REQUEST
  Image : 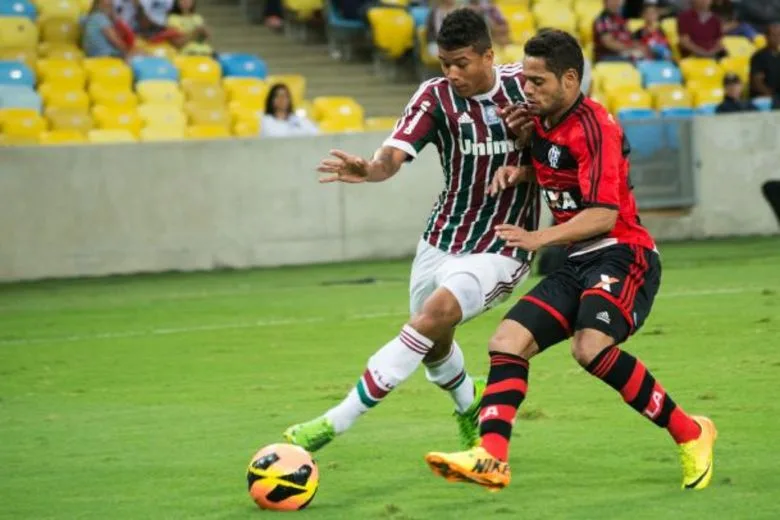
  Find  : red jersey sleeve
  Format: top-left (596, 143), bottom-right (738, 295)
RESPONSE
top-left (382, 82), bottom-right (439, 160)
top-left (571, 110), bottom-right (622, 209)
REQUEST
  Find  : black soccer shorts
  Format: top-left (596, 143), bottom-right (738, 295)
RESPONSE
top-left (505, 244), bottom-right (661, 349)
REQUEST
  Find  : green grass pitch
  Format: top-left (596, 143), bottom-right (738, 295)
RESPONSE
top-left (1, 237), bottom-right (779, 519)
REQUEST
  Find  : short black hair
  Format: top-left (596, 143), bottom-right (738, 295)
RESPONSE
top-left (436, 8), bottom-right (492, 54)
top-left (524, 30), bottom-right (584, 82)
top-left (265, 83), bottom-right (293, 116)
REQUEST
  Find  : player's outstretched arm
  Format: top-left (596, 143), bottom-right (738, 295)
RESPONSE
top-left (317, 146), bottom-right (408, 184)
top-left (495, 207), bottom-right (617, 251)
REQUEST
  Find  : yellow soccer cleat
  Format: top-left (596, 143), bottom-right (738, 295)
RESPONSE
top-left (679, 415), bottom-right (718, 490)
top-left (425, 446), bottom-right (511, 491)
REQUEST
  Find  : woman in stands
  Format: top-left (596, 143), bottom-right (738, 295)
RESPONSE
top-left (260, 84), bottom-right (319, 138)
top-left (167, 0), bottom-right (215, 56)
top-left (81, 0), bottom-right (140, 58)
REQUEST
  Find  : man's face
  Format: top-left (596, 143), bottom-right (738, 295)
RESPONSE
top-left (439, 45), bottom-right (494, 98)
top-left (522, 56), bottom-right (567, 117)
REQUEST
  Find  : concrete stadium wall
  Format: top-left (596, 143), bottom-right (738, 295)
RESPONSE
top-left (1, 112), bottom-right (778, 282)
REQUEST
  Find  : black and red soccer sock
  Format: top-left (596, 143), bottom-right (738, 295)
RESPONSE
top-left (587, 346), bottom-right (701, 444)
top-left (478, 351), bottom-right (529, 461)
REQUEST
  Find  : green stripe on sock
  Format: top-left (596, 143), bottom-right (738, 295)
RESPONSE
top-left (448, 372), bottom-right (467, 390)
top-left (356, 380), bottom-right (379, 408)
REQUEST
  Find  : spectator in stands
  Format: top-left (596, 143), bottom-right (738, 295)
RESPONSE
top-left (82, 0), bottom-right (139, 58)
top-left (750, 21), bottom-right (780, 108)
top-left (713, 0), bottom-right (759, 39)
top-left (167, 0), bottom-right (214, 55)
top-left (263, 0), bottom-right (283, 30)
top-left (678, 0), bottom-right (727, 59)
top-left (426, 0), bottom-right (458, 57)
top-left (633, 1), bottom-right (673, 60)
top-left (623, 0), bottom-right (676, 18)
top-left (716, 72), bottom-right (760, 112)
top-left (261, 84), bottom-right (320, 138)
top-left (137, 0), bottom-right (187, 47)
top-left (467, 0), bottom-right (510, 47)
top-left (113, 0), bottom-right (138, 30)
top-left (593, 0), bottom-right (646, 62)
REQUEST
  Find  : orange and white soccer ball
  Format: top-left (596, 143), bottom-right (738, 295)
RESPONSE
top-left (247, 443), bottom-right (319, 511)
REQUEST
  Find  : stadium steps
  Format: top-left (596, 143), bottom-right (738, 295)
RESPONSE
top-left (198, 0), bottom-right (418, 117)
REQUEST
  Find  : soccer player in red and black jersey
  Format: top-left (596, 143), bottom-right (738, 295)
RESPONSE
top-left (424, 30), bottom-right (717, 492)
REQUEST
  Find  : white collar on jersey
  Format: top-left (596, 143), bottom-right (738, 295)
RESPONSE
top-left (470, 66), bottom-right (502, 101)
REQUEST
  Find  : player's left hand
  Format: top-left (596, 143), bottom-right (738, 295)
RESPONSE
top-left (494, 224), bottom-right (547, 251)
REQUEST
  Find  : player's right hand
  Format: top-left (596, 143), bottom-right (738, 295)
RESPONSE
top-left (317, 149), bottom-right (369, 183)
top-left (488, 166), bottom-right (528, 196)
top-left (497, 104), bottom-right (534, 143)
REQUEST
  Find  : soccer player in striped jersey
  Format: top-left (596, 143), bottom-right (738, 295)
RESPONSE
top-left (425, 30), bottom-right (716, 492)
top-left (283, 8), bottom-right (540, 452)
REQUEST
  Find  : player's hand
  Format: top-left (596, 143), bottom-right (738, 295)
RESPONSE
top-left (497, 104), bottom-right (534, 143)
top-left (317, 149), bottom-right (369, 183)
top-left (494, 224), bottom-right (546, 251)
top-left (488, 166), bottom-right (528, 196)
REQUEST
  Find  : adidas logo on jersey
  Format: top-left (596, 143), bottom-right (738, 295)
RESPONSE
top-left (458, 137), bottom-right (518, 156)
top-left (457, 112), bottom-right (474, 124)
top-left (596, 311), bottom-right (611, 325)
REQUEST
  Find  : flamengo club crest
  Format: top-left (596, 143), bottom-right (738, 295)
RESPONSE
top-left (548, 145), bottom-right (561, 168)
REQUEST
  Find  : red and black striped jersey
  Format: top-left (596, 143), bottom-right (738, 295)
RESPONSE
top-left (527, 95), bottom-right (656, 254)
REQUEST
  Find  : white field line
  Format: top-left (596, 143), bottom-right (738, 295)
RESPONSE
top-left (0, 286), bottom-right (772, 347)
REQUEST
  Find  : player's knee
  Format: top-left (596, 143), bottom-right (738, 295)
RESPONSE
top-left (570, 329), bottom-right (614, 367)
top-left (488, 322), bottom-right (538, 360)
top-left (408, 289), bottom-right (462, 341)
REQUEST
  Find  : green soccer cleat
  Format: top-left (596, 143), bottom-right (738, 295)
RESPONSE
top-left (283, 416), bottom-right (336, 452)
top-left (454, 377), bottom-right (487, 449)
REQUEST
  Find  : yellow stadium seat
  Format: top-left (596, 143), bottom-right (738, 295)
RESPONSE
top-left (265, 74), bottom-right (306, 108)
top-left (137, 103), bottom-right (187, 129)
top-left (417, 26), bottom-right (439, 68)
top-left (627, 18), bottom-right (644, 33)
top-left (0, 110), bottom-right (46, 143)
top-left (88, 83), bottom-right (138, 107)
top-left (223, 77), bottom-right (268, 108)
top-left (495, 0), bottom-right (530, 6)
top-left (368, 7), bottom-right (414, 60)
top-left (174, 55), bottom-right (222, 84)
top-left (181, 80), bottom-right (227, 106)
top-left (312, 96), bottom-right (364, 126)
top-left (650, 85), bottom-right (692, 109)
top-left (136, 80), bottom-right (184, 107)
top-left (295, 99), bottom-right (315, 120)
top-left (36, 58), bottom-right (86, 88)
top-left (593, 62), bottom-right (642, 95)
top-left (0, 48), bottom-right (37, 69)
top-left (45, 107), bottom-right (93, 132)
top-left (722, 36), bottom-right (755, 59)
top-left (84, 57), bottom-right (132, 88)
top-left (87, 128), bottom-right (137, 143)
top-left (282, 0), bottom-right (322, 21)
top-left (318, 118), bottom-right (364, 134)
top-left (38, 128), bottom-right (85, 144)
top-left (719, 56), bottom-right (749, 84)
top-left (92, 105), bottom-right (142, 136)
top-left (140, 126), bottom-right (185, 141)
top-left (37, 42), bottom-right (83, 60)
top-left (39, 18), bottom-right (80, 44)
top-left (608, 87), bottom-right (652, 114)
top-left (186, 124), bottom-right (231, 139)
top-left (364, 116), bottom-right (397, 132)
top-left (233, 118), bottom-right (259, 137)
top-left (573, 0), bottom-right (601, 20)
top-left (498, 5), bottom-right (534, 35)
top-left (0, 107), bottom-right (38, 124)
top-left (37, 0), bottom-right (81, 21)
top-left (39, 85), bottom-right (90, 110)
top-left (77, 0), bottom-right (91, 13)
top-left (679, 57), bottom-right (722, 86)
top-left (691, 85), bottom-right (724, 107)
top-left (138, 41), bottom-right (178, 61)
top-left (533, 3), bottom-right (576, 33)
top-left (184, 102), bottom-right (230, 127)
top-left (496, 43), bottom-right (524, 65)
top-left (754, 34), bottom-right (766, 49)
top-left (228, 101), bottom-right (261, 123)
top-left (0, 17), bottom-right (38, 50)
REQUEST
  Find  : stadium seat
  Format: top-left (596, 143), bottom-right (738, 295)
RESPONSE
top-left (130, 56), bottom-right (179, 83)
top-left (364, 116), bottom-right (396, 132)
top-left (695, 103), bottom-right (716, 115)
top-left (87, 128), bottom-right (136, 143)
top-left (627, 18), bottom-right (644, 33)
top-left (217, 53), bottom-right (268, 79)
top-left (39, 17), bottom-right (80, 44)
top-left (679, 57), bottom-right (722, 86)
top-left (0, 48), bottom-right (36, 69)
top-left (650, 84), bottom-right (692, 110)
top-left (754, 34), bottom-right (766, 49)
top-left (496, 44), bottom-right (524, 65)
top-left (660, 106), bottom-right (694, 150)
top-left (184, 102), bottom-right (230, 127)
top-left (137, 103), bottom-right (187, 129)
top-left (181, 80), bottom-right (226, 107)
top-left (0, 17), bottom-right (38, 50)
top-left (0, 0), bottom-right (38, 20)
top-left (367, 7), bottom-right (414, 60)
top-left (499, 4), bottom-right (534, 37)
top-left (38, 128), bottom-right (85, 144)
top-left (318, 118), bottom-right (363, 133)
top-left (575, 1), bottom-right (602, 43)
top-left (592, 62), bottom-right (642, 95)
top-left (532, 3), bottom-right (576, 33)
top-left (186, 124), bottom-right (231, 139)
top-left (660, 17), bottom-right (678, 44)
top-left (37, 42), bottom-right (82, 60)
top-left (609, 87), bottom-right (652, 114)
top-left (295, 99), bottom-right (315, 120)
top-left (636, 60), bottom-right (682, 87)
top-left (690, 85), bottom-right (724, 107)
top-left (753, 97), bottom-right (773, 112)
top-left (722, 36), bottom-right (755, 59)
top-left (84, 57), bottom-right (133, 89)
top-left (0, 108), bottom-right (46, 143)
top-left (138, 41), bottom-right (178, 61)
top-left (233, 118), bottom-right (259, 137)
top-left (136, 80), bottom-right (184, 107)
top-left (265, 74), bottom-right (305, 107)
top-left (282, 0), bottom-right (323, 22)
top-left (617, 108), bottom-right (662, 158)
top-left (409, 5), bottom-right (428, 27)
top-left (39, 84), bottom-right (89, 110)
top-left (36, 58), bottom-right (85, 88)
top-left (0, 85), bottom-right (41, 109)
top-left (45, 106), bottom-right (92, 132)
top-left (88, 83), bottom-right (138, 107)
top-left (36, 0), bottom-right (80, 21)
top-left (0, 60), bottom-right (35, 87)
top-left (174, 55), bottom-right (222, 84)
top-left (92, 104), bottom-right (142, 136)
top-left (416, 26), bottom-right (438, 69)
top-left (140, 125), bottom-right (185, 141)
top-left (719, 56), bottom-right (749, 84)
top-left (312, 96), bottom-right (364, 126)
top-left (224, 77), bottom-right (267, 109)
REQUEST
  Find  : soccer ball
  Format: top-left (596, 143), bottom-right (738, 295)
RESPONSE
top-left (247, 443), bottom-right (319, 511)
